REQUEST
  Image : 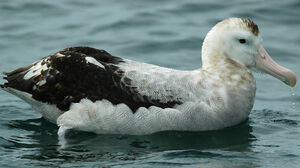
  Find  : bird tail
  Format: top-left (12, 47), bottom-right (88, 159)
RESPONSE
top-left (0, 65), bottom-right (34, 91)
top-left (1, 67), bottom-right (36, 106)
top-left (0, 72), bottom-right (7, 89)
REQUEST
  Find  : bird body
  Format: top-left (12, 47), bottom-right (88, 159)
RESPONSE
top-left (1, 18), bottom-right (296, 135)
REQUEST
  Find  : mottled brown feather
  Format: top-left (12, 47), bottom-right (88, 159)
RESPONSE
top-left (241, 18), bottom-right (259, 36)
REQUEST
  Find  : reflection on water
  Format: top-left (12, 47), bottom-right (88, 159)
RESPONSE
top-left (3, 117), bottom-right (255, 165)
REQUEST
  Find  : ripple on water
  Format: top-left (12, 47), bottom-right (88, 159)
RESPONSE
top-left (161, 2), bottom-right (229, 15)
top-left (0, 0), bottom-right (300, 167)
top-left (252, 109), bottom-right (299, 126)
top-left (119, 37), bottom-right (202, 55)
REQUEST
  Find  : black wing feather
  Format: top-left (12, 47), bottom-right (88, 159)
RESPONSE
top-left (1, 47), bottom-right (181, 112)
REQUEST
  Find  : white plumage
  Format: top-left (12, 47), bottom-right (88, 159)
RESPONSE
top-left (57, 59), bottom-right (255, 135)
top-left (1, 18), bottom-right (296, 136)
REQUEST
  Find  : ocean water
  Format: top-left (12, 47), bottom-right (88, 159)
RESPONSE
top-left (0, 0), bottom-right (300, 167)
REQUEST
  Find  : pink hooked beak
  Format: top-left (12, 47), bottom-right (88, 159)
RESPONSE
top-left (255, 45), bottom-right (297, 87)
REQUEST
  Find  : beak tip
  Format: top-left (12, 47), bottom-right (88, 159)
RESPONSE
top-left (289, 76), bottom-right (297, 87)
top-left (285, 71), bottom-right (297, 87)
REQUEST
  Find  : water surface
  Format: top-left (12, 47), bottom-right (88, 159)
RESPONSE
top-left (0, 0), bottom-right (300, 167)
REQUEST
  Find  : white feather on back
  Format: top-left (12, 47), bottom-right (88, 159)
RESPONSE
top-left (117, 60), bottom-right (201, 103)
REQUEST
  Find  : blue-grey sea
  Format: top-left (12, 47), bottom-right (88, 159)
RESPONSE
top-left (0, 0), bottom-right (300, 167)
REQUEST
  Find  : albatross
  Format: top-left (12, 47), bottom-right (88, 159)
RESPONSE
top-left (0, 18), bottom-right (297, 135)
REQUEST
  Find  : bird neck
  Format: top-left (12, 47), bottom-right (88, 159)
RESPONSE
top-left (202, 50), bottom-right (243, 70)
top-left (200, 51), bottom-right (255, 89)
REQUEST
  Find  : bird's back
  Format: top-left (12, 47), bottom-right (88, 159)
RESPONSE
top-left (1, 47), bottom-right (196, 117)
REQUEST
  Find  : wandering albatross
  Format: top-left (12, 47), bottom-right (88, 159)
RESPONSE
top-left (0, 18), bottom-right (297, 135)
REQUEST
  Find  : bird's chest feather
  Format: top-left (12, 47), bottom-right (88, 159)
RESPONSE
top-left (193, 67), bottom-right (256, 125)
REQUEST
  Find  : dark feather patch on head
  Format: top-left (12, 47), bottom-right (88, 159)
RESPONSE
top-left (241, 18), bottom-right (259, 36)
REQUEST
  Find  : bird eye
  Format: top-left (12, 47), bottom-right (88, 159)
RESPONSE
top-left (239, 39), bottom-right (246, 44)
